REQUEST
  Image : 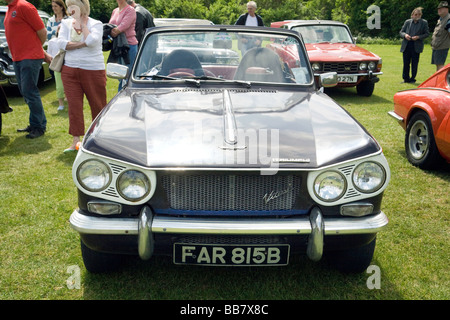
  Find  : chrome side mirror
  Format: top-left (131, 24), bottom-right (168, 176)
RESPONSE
top-left (107, 63), bottom-right (128, 79)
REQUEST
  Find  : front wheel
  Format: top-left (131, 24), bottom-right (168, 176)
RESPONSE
top-left (356, 80), bottom-right (375, 97)
top-left (80, 240), bottom-right (125, 273)
top-left (325, 237), bottom-right (376, 273)
top-left (405, 111), bottom-right (443, 169)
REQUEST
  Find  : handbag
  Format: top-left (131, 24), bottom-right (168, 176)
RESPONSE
top-left (49, 49), bottom-right (66, 72)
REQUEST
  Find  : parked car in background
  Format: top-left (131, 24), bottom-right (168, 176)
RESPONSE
top-left (153, 18), bottom-right (214, 27)
top-left (0, 6), bottom-right (52, 87)
top-left (69, 25), bottom-right (390, 274)
top-left (271, 20), bottom-right (382, 96)
top-left (389, 64), bottom-right (450, 169)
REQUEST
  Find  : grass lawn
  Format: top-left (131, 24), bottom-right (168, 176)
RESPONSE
top-left (0, 45), bottom-right (448, 301)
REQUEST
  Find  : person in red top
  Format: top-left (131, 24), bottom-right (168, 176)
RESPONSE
top-left (4, 0), bottom-right (50, 138)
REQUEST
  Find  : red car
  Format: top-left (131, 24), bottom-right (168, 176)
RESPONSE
top-left (271, 20), bottom-right (382, 96)
top-left (389, 64), bottom-right (450, 169)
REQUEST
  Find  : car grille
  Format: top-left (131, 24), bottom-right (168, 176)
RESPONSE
top-left (322, 62), bottom-right (358, 73)
top-left (161, 174), bottom-right (302, 212)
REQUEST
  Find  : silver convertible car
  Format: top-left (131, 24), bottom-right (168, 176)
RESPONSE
top-left (69, 25), bottom-right (390, 273)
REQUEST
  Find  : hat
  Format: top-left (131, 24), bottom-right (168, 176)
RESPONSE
top-left (437, 1), bottom-right (449, 9)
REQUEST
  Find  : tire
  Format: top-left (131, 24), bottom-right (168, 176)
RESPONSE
top-left (356, 80), bottom-right (375, 97)
top-left (80, 240), bottom-right (125, 273)
top-left (405, 111), bottom-right (443, 169)
top-left (326, 237), bottom-right (377, 273)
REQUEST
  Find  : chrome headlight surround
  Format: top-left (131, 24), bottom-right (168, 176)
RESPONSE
top-left (117, 170), bottom-right (151, 202)
top-left (311, 62), bottom-right (321, 72)
top-left (313, 171), bottom-right (346, 202)
top-left (359, 62), bottom-right (368, 71)
top-left (76, 159), bottom-right (112, 192)
top-left (73, 149), bottom-right (156, 205)
top-left (352, 161), bottom-right (386, 193)
top-left (368, 61), bottom-right (377, 71)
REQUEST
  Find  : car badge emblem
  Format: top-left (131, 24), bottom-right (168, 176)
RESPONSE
top-left (272, 158), bottom-right (310, 163)
top-left (263, 188), bottom-right (292, 204)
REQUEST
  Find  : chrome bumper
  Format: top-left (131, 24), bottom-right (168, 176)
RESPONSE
top-left (314, 71), bottom-right (383, 78)
top-left (69, 207), bottom-right (388, 262)
top-left (387, 111), bottom-right (404, 122)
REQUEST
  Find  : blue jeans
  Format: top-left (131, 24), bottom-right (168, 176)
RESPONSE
top-left (118, 44), bottom-right (138, 91)
top-left (13, 59), bottom-right (47, 130)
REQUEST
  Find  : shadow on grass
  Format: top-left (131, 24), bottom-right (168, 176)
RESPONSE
top-left (0, 133), bottom-right (52, 156)
top-left (81, 254), bottom-right (404, 300)
top-left (394, 148), bottom-right (450, 178)
top-left (324, 87), bottom-right (392, 106)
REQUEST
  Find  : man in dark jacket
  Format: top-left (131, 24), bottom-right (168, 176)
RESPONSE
top-left (235, 1), bottom-right (264, 54)
top-left (399, 7), bottom-right (429, 83)
top-left (235, 1), bottom-right (264, 26)
top-left (127, 0), bottom-right (155, 45)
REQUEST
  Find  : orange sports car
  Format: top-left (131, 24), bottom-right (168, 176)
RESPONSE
top-left (389, 64), bottom-right (450, 169)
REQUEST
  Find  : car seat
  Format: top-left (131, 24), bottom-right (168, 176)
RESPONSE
top-left (159, 49), bottom-right (205, 77)
top-left (234, 47), bottom-right (287, 83)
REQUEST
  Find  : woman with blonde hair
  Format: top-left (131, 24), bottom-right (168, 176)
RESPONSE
top-left (56, 0), bottom-right (107, 152)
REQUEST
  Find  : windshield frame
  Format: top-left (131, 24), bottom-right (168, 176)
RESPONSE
top-left (291, 23), bottom-right (354, 44)
top-left (129, 25), bottom-right (315, 88)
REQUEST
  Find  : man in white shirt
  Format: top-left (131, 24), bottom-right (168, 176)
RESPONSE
top-left (235, 1), bottom-right (264, 26)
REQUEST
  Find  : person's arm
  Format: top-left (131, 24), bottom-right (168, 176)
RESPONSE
top-left (399, 20), bottom-right (411, 40)
top-left (36, 27), bottom-right (47, 45)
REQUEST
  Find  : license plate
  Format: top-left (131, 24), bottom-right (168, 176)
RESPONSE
top-left (337, 75), bottom-right (358, 83)
top-left (173, 243), bottom-right (290, 266)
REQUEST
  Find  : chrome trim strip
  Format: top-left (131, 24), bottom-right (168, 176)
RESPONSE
top-left (151, 215), bottom-right (312, 235)
top-left (70, 209), bottom-right (388, 236)
top-left (79, 146), bottom-right (384, 172)
top-left (222, 89), bottom-right (238, 145)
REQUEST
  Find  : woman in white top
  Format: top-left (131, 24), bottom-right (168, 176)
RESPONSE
top-left (56, 0), bottom-right (107, 153)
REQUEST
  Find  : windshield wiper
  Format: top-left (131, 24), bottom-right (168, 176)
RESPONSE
top-left (149, 74), bottom-right (177, 80)
top-left (193, 76), bottom-right (250, 88)
top-left (192, 75), bottom-right (226, 81)
top-left (233, 80), bottom-right (251, 88)
top-left (144, 74), bottom-right (200, 86)
top-left (140, 74), bottom-right (251, 88)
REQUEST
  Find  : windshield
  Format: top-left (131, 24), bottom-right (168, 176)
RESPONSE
top-left (291, 25), bottom-right (353, 44)
top-left (133, 29), bottom-right (312, 85)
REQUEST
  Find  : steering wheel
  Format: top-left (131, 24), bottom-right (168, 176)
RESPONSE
top-left (167, 71), bottom-right (195, 78)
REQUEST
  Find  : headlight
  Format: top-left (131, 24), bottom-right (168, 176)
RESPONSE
top-left (311, 63), bottom-right (321, 71)
top-left (77, 160), bottom-right (111, 192)
top-left (352, 162), bottom-right (385, 193)
top-left (117, 170), bottom-right (150, 202)
top-left (314, 171), bottom-right (346, 202)
top-left (359, 62), bottom-right (368, 70)
top-left (368, 61), bottom-right (376, 70)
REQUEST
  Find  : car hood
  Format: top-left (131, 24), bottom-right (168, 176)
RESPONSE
top-left (84, 87), bottom-right (380, 169)
top-left (305, 43), bottom-right (380, 62)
